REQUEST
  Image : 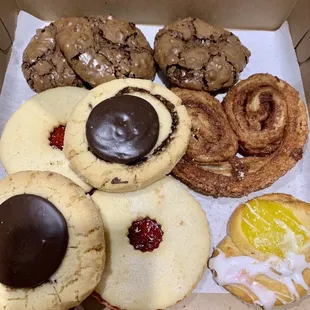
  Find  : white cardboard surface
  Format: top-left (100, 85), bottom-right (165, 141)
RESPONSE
top-left (0, 11), bottom-right (308, 294)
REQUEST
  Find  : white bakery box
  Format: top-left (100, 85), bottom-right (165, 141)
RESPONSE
top-left (0, 0), bottom-right (310, 310)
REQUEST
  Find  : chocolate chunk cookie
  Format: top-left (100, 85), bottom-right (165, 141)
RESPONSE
top-left (57, 15), bottom-right (156, 87)
top-left (22, 20), bottom-right (85, 93)
top-left (154, 17), bottom-right (251, 92)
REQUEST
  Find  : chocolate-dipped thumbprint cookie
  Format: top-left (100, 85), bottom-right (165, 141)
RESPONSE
top-left (0, 171), bottom-right (105, 310)
top-left (0, 87), bottom-right (91, 192)
top-left (64, 79), bottom-right (191, 192)
top-left (91, 176), bottom-right (210, 310)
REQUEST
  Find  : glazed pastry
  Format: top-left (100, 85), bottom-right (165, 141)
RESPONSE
top-left (64, 78), bottom-right (191, 192)
top-left (0, 171), bottom-right (105, 310)
top-left (0, 87), bottom-right (91, 192)
top-left (209, 193), bottom-right (310, 309)
top-left (57, 15), bottom-right (156, 87)
top-left (91, 176), bottom-right (210, 310)
top-left (173, 74), bottom-right (309, 197)
top-left (22, 19), bottom-right (85, 92)
top-left (154, 17), bottom-right (250, 92)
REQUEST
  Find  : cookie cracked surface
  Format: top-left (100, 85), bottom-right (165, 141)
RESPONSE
top-left (154, 17), bottom-right (250, 92)
top-left (64, 79), bottom-right (191, 192)
top-left (57, 15), bottom-right (156, 88)
top-left (22, 20), bottom-right (85, 93)
top-left (0, 171), bottom-right (105, 310)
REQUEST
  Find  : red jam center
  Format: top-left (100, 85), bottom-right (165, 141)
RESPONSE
top-left (49, 126), bottom-right (66, 150)
top-left (128, 217), bottom-right (163, 252)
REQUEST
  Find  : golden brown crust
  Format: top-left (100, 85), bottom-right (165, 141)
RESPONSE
top-left (210, 194), bottom-right (310, 307)
top-left (172, 88), bottom-right (238, 163)
top-left (172, 74), bottom-right (309, 197)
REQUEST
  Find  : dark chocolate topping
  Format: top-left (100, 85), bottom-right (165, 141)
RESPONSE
top-left (0, 194), bottom-right (68, 288)
top-left (86, 95), bottom-right (160, 164)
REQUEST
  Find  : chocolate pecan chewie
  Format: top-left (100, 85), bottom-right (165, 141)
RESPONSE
top-left (154, 17), bottom-right (250, 92)
top-left (57, 15), bottom-right (156, 88)
top-left (22, 19), bottom-right (85, 93)
top-left (22, 16), bottom-right (156, 93)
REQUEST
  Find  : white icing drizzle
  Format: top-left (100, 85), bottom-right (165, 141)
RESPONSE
top-left (209, 250), bottom-right (310, 310)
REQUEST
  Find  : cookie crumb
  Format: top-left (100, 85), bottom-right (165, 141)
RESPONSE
top-left (111, 177), bottom-right (129, 184)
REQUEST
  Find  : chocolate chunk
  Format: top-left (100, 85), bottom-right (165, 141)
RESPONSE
top-left (0, 194), bottom-right (68, 288)
top-left (86, 95), bottom-right (159, 164)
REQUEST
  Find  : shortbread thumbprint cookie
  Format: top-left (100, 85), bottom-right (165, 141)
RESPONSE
top-left (91, 176), bottom-right (210, 310)
top-left (0, 87), bottom-right (91, 192)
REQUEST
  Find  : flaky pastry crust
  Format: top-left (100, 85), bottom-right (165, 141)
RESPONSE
top-left (173, 74), bottom-right (309, 197)
top-left (209, 193), bottom-right (310, 307)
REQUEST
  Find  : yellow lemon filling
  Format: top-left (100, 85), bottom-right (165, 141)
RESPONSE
top-left (241, 199), bottom-right (308, 257)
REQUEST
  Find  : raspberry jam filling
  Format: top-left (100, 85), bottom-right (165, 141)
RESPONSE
top-left (128, 217), bottom-right (163, 252)
top-left (49, 125), bottom-right (66, 150)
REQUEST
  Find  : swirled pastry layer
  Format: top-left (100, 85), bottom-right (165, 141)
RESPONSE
top-left (173, 74), bottom-right (308, 197)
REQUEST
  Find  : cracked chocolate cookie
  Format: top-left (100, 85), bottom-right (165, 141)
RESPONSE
top-left (0, 171), bottom-right (105, 310)
top-left (57, 15), bottom-right (156, 88)
top-left (64, 78), bottom-right (191, 192)
top-left (154, 17), bottom-right (251, 92)
top-left (22, 19), bottom-right (85, 93)
top-left (0, 87), bottom-right (91, 192)
top-left (91, 176), bottom-right (210, 310)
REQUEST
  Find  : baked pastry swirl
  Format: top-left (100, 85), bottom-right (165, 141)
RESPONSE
top-left (64, 78), bottom-right (191, 192)
top-left (209, 194), bottom-right (310, 309)
top-left (173, 74), bottom-right (309, 197)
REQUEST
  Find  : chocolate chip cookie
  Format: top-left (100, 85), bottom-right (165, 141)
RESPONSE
top-left (57, 15), bottom-right (156, 87)
top-left (154, 17), bottom-right (251, 92)
top-left (22, 20), bottom-right (85, 93)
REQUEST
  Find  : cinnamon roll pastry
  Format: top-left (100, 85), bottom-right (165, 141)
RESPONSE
top-left (172, 74), bottom-right (309, 197)
top-left (209, 194), bottom-right (310, 309)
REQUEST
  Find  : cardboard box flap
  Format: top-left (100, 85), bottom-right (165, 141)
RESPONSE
top-left (288, 0), bottom-right (310, 48)
top-left (0, 19), bottom-right (12, 52)
top-left (301, 59), bottom-right (310, 104)
top-left (296, 30), bottom-right (310, 63)
top-left (17, 0), bottom-right (295, 30)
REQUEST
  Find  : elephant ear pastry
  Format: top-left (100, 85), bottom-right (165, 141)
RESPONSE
top-left (64, 78), bottom-right (191, 193)
top-left (173, 73), bottom-right (309, 197)
top-left (209, 193), bottom-right (310, 309)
